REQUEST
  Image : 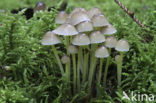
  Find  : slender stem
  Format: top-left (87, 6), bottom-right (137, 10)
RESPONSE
top-left (52, 45), bottom-right (64, 76)
top-left (103, 48), bottom-right (111, 88)
top-left (82, 51), bottom-right (89, 83)
top-left (88, 44), bottom-right (97, 88)
top-left (72, 54), bottom-right (76, 93)
top-left (98, 58), bottom-right (103, 84)
top-left (65, 63), bottom-right (69, 82)
top-left (117, 52), bottom-right (123, 86)
top-left (77, 47), bottom-right (82, 92)
top-left (65, 36), bottom-right (70, 54)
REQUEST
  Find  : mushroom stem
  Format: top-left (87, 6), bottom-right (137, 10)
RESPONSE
top-left (52, 45), bottom-right (64, 76)
top-left (82, 49), bottom-right (89, 83)
top-left (65, 62), bottom-right (70, 82)
top-left (77, 47), bottom-right (82, 92)
top-left (98, 58), bottom-right (103, 84)
top-left (88, 44), bottom-right (97, 88)
top-left (103, 48), bottom-right (111, 88)
top-left (117, 52), bottom-right (123, 86)
top-left (65, 36), bottom-right (70, 54)
top-left (72, 54), bottom-right (77, 93)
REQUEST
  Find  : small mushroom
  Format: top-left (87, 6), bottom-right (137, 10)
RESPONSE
top-left (90, 31), bottom-right (105, 44)
top-left (55, 11), bottom-right (68, 24)
top-left (53, 24), bottom-right (78, 36)
top-left (101, 24), bottom-right (117, 35)
top-left (76, 21), bottom-right (93, 33)
top-left (92, 14), bottom-right (109, 27)
top-left (70, 11), bottom-right (90, 25)
top-left (41, 31), bottom-right (61, 45)
top-left (115, 39), bottom-right (130, 52)
top-left (72, 33), bottom-right (90, 46)
top-left (115, 39), bottom-right (129, 86)
top-left (105, 36), bottom-right (117, 48)
top-left (68, 45), bottom-right (78, 54)
top-left (70, 8), bottom-right (87, 17)
top-left (87, 8), bottom-right (102, 19)
top-left (95, 46), bottom-right (109, 58)
top-left (61, 55), bottom-right (70, 64)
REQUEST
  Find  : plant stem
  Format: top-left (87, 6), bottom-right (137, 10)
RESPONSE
top-left (103, 48), bottom-right (111, 88)
top-left (52, 45), bottom-right (64, 76)
top-left (77, 47), bottom-right (82, 92)
top-left (72, 54), bottom-right (76, 93)
top-left (117, 52), bottom-right (123, 86)
top-left (98, 58), bottom-right (103, 84)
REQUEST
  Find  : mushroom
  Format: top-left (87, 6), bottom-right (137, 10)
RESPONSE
top-left (89, 46), bottom-right (109, 86)
top-left (101, 24), bottom-right (117, 35)
top-left (70, 11), bottom-right (90, 25)
top-left (34, 2), bottom-right (46, 12)
top-left (87, 8), bottom-right (102, 19)
top-left (76, 21), bottom-right (93, 33)
top-left (92, 14), bottom-right (109, 28)
top-left (67, 45), bottom-right (78, 92)
top-left (70, 8), bottom-right (87, 17)
top-left (115, 39), bottom-right (130, 86)
top-left (55, 11), bottom-right (68, 24)
top-left (61, 55), bottom-right (70, 82)
top-left (41, 32), bottom-right (64, 76)
top-left (72, 33), bottom-right (90, 91)
top-left (90, 31), bottom-right (105, 44)
top-left (103, 36), bottom-right (117, 87)
top-left (53, 24), bottom-right (79, 53)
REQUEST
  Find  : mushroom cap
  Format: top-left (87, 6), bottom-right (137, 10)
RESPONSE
top-left (72, 33), bottom-right (90, 46)
top-left (90, 31), bottom-right (105, 44)
top-left (76, 21), bottom-right (93, 32)
top-left (101, 24), bottom-right (117, 35)
top-left (87, 8), bottom-right (102, 19)
top-left (68, 45), bottom-right (78, 54)
top-left (70, 8), bottom-right (87, 17)
top-left (105, 36), bottom-right (117, 48)
top-left (92, 14), bottom-right (109, 27)
top-left (53, 24), bottom-right (78, 36)
top-left (115, 39), bottom-right (130, 52)
top-left (95, 46), bottom-right (109, 58)
top-left (41, 31), bottom-right (61, 45)
top-left (70, 11), bottom-right (90, 25)
top-left (61, 55), bottom-right (70, 64)
top-left (115, 55), bottom-right (120, 62)
top-left (55, 11), bottom-right (68, 24)
top-left (34, 2), bottom-right (46, 11)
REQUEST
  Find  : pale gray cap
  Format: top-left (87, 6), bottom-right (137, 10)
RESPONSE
top-left (53, 24), bottom-right (78, 36)
top-left (41, 31), bottom-right (61, 45)
top-left (70, 11), bottom-right (90, 25)
top-left (115, 55), bottom-right (120, 62)
top-left (95, 46), bottom-right (109, 58)
top-left (76, 21), bottom-right (93, 32)
top-left (87, 8), bottom-right (102, 19)
top-left (115, 39), bottom-right (130, 52)
top-left (68, 45), bottom-right (78, 54)
top-left (55, 11), bottom-right (68, 24)
top-left (92, 14), bottom-right (109, 27)
top-left (90, 31), bottom-right (105, 44)
top-left (70, 8), bottom-right (87, 17)
top-left (72, 33), bottom-right (90, 46)
top-left (101, 24), bottom-right (117, 35)
top-left (105, 36), bottom-right (117, 48)
top-left (61, 55), bottom-right (70, 64)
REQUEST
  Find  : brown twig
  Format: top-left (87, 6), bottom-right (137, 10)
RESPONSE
top-left (114, 0), bottom-right (146, 29)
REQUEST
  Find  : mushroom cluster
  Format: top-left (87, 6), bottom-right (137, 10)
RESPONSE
top-left (41, 7), bottom-right (130, 93)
